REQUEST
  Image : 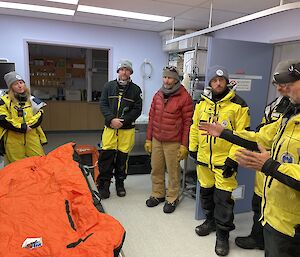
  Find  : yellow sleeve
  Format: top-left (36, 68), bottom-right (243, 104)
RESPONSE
top-left (228, 105), bottom-right (250, 161)
top-left (226, 118), bottom-right (281, 151)
top-left (189, 103), bottom-right (200, 152)
top-left (26, 109), bottom-right (43, 127)
top-left (278, 164), bottom-right (300, 184)
top-left (0, 97), bottom-right (24, 130)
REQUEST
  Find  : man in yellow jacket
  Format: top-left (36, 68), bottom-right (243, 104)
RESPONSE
top-left (189, 65), bottom-right (250, 256)
top-left (97, 60), bottom-right (142, 199)
top-left (235, 60), bottom-right (292, 250)
top-left (199, 61), bottom-right (300, 257)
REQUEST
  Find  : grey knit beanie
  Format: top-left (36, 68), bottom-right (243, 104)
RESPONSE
top-left (4, 71), bottom-right (24, 88)
top-left (207, 65), bottom-right (229, 85)
top-left (163, 66), bottom-right (180, 81)
top-left (117, 60), bottom-right (133, 74)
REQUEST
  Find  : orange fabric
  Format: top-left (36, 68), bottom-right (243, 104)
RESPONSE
top-left (0, 143), bottom-right (125, 257)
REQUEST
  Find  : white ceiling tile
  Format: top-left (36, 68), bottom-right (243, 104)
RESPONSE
top-left (0, 0), bottom-right (299, 32)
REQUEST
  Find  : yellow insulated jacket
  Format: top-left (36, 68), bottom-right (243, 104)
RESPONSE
top-left (254, 96), bottom-right (290, 197)
top-left (221, 108), bottom-right (300, 237)
top-left (0, 94), bottom-right (47, 158)
top-left (189, 89), bottom-right (250, 167)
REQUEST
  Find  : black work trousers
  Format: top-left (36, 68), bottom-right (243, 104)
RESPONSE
top-left (97, 149), bottom-right (128, 183)
top-left (200, 186), bottom-right (235, 232)
top-left (250, 193), bottom-right (264, 244)
top-left (264, 223), bottom-right (300, 257)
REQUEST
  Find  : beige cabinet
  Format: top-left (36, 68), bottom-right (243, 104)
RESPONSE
top-left (41, 101), bottom-right (104, 131)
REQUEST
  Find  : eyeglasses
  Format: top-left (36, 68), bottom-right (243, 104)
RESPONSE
top-left (272, 81), bottom-right (288, 87)
top-left (163, 66), bottom-right (178, 73)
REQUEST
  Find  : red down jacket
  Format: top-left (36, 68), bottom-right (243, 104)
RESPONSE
top-left (146, 85), bottom-right (193, 147)
top-left (0, 143), bottom-right (125, 257)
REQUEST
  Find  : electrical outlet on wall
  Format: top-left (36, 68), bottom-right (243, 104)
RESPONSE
top-left (232, 185), bottom-right (245, 200)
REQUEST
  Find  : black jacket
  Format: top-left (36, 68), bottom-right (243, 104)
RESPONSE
top-left (100, 80), bottom-right (142, 129)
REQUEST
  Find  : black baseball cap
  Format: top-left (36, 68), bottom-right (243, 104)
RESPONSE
top-left (273, 61), bottom-right (300, 84)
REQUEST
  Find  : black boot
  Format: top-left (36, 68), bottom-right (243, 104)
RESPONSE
top-left (235, 193), bottom-right (264, 250)
top-left (215, 229), bottom-right (229, 256)
top-left (116, 180), bottom-right (126, 197)
top-left (195, 218), bottom-right (216, 236)
top-left (235, 235), bottom-right (264, 250)
top-left (196, 187), bottom-right (216, 236)
top-left (98, 180), bottom-right (111, 199)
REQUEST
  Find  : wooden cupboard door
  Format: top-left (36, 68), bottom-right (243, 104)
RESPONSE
top-left (87, 103), bottom-right (105, 130)
top-left (69, 102), bottom-right (88, 130)
top-left (41, 101), bottom-right (105, 131)
top-left (41, 104), bottom-right (51, 131)
top-left (49, 102), bottom-right (71, 131)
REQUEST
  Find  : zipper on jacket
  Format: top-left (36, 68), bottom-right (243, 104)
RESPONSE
top-left (261, 176), bottom-right (269, 222)
top-left (206, 115), bottom-right (211, 143)
top-left (261, 119), bottom-right (289, 221)
top-left (209, 103), bottom-right (217, 167)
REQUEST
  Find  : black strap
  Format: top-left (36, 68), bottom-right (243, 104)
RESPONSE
top-left (197, 161), bottom-right (224, 169)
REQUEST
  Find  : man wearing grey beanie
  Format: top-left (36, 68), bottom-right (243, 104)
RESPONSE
top-left (97, 59), bottom-right (142, 199)
top-left (189, 65), bottom-right (250, 256)
top-left (145, 66), bottom-right (193, 214)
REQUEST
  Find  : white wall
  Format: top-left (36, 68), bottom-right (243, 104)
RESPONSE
top-left (212, 9), bottom-right (300, 44)
top-left (0, 14), bottom-right (167, 113)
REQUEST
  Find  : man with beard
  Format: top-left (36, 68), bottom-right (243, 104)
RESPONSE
top-left (198, 60), bottom-right (300, 257)
top-left (97, 60), bottom-right (142, 199)
top-left (144, 66), bottom-right (193, 214)
top-left (189, 65), bottom-right (250, 256)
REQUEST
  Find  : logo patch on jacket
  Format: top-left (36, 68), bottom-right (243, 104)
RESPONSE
top-left (280, 152), bottom-right (294, 163)
top-left (22, 238), bottom-right (43, 250)
top-left (221, 120), bottom-right (229, 128)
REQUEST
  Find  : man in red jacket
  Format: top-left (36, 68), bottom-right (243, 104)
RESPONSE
top-left (144, 66), bottom-right (193, 213)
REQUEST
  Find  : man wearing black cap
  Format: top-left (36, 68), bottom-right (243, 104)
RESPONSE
top-left (198, 61), bottom-right (300, 257)
top-left (97, 60), bottom-right (142, 199)
top-left (235, 60), bottom-right (294, 250)
top-left (189, 65), bottom-right (250, 256)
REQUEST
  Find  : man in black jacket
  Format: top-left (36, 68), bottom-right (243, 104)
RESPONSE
top-left (97, 60), bottom-right (142, 199)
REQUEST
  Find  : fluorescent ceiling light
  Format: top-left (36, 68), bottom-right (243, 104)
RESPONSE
top-left (45, 0), bottom-right (78, 4)
top-left (77, 5), bottom-right (171, 22)
top-left (0, 1), bottom-right (75, 15)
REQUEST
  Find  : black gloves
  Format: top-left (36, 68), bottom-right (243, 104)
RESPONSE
top-left (222, 158), bottom-right (238, 178)
top-left (189, 151), bottom-right (197, 160)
